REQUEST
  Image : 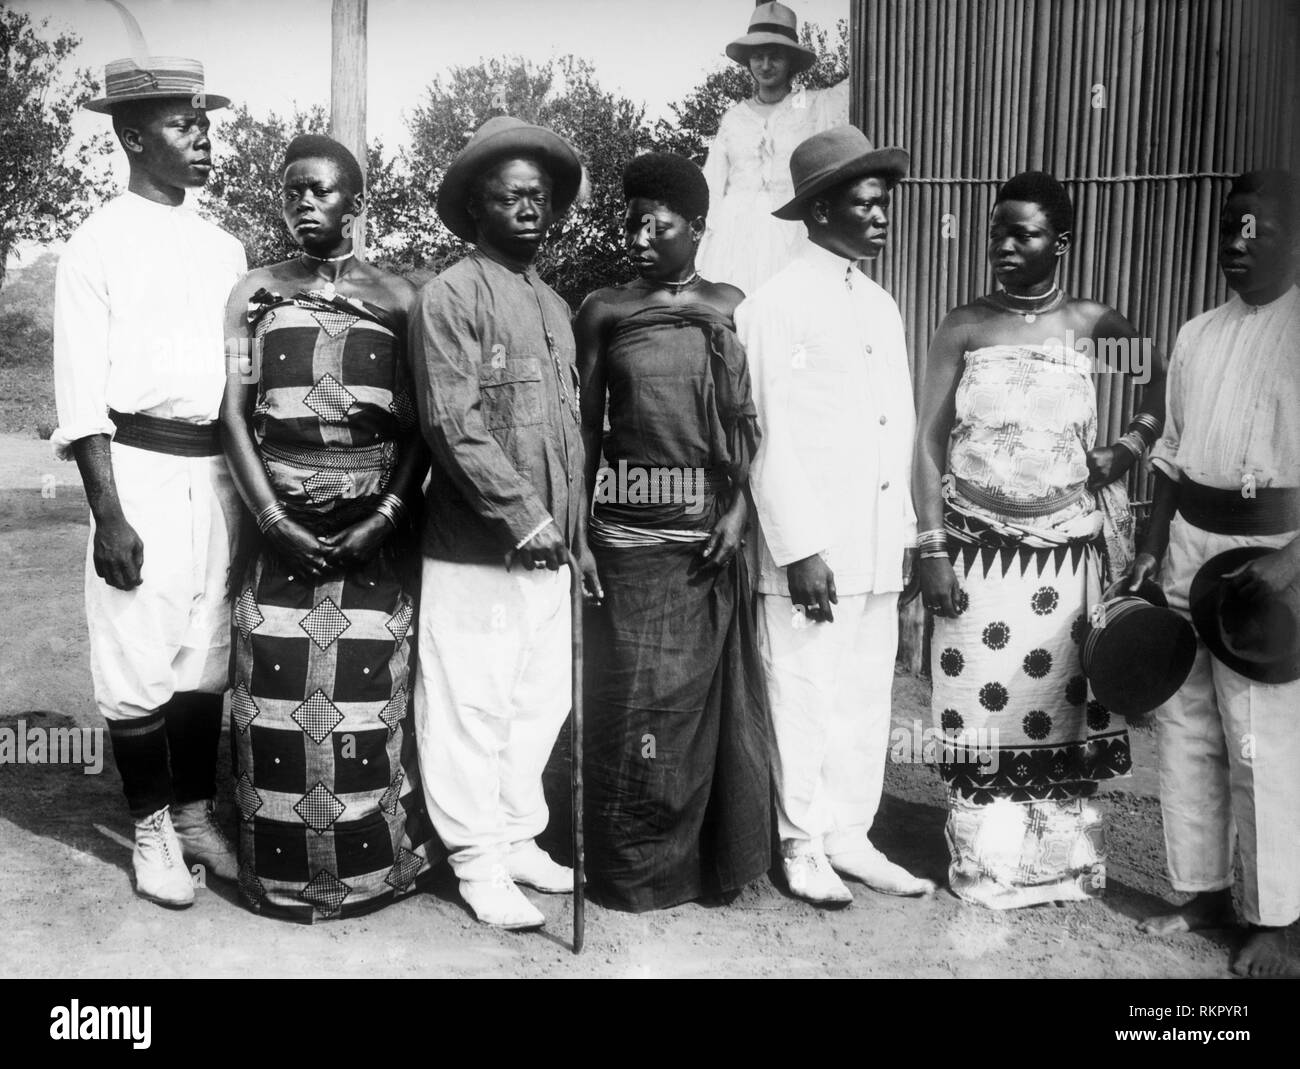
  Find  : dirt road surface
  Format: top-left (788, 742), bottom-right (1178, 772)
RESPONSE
top-left (0, 433), bottom-right (1284, 978)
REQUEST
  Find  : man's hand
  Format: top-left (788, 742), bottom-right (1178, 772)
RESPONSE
top-left (1223, 546), bottom-right (1300, 602)
top-left (787, 553), bottom-right (837, 622)
top-left (1127, 551), bottom-right (1161, 592)
top-left (1086, 443), bottom-right (1137, 490)
top-left (318, 514), bottom-right (389, 571)
top-left (919, 555), bottom-right (962, 616)
top-left (513, 520), bottom-right (567, 571)
top-left (93, 516), bottom-right (144, 590)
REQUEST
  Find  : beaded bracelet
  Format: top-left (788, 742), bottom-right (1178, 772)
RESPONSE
top-left (514, 517), bottom-right (552, 552)
top-left (255, 501), bottom-right (288, 534)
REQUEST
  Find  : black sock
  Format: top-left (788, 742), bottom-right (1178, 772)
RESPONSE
top-left (106, 713), bottom-right (173, 819)
top-left (162, 692), bottom-right (223, 805)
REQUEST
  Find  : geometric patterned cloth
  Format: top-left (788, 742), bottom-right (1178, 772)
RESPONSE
top-left (231, 288), bottom-right (437, 922)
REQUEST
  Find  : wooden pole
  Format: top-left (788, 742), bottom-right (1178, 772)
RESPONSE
top-left (331, 0), bottom-right (368, 258)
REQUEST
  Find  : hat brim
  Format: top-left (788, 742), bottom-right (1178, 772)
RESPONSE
top-left (725, 34), bottom-right (817, 75)
top-left (1084, 600), bottom-right (1197, 718)
top-left (1189, 546), bottom-right (1300, 684)
top-left (437, 125), bottom-right (583, 243)
top-left (86, 90), bottom-right (231, 114)
top-left (772, 147), bottom-right (911, 220)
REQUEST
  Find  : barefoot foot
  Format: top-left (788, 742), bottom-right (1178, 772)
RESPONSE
top-left (1138, 890), bottom-right (1234, 936)
top-left (1232, 927), bottom-right (1300, 978)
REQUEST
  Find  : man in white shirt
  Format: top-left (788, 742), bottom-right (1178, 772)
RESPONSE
top-left (53, 57), bottom-right (246, 908)
top-left (1130, 169), bottom-right (1300, 978)
top-left (736, 125), bottom-right (935, 904)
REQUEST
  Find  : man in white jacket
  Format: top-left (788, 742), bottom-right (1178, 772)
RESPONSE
top-left (736, 125), bottom-right (934, 905)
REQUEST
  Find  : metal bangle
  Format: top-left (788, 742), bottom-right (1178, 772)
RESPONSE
top-left (255, 501), bottom-right (288, 534)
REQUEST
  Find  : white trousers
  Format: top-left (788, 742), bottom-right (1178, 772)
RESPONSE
top-left (757, 591), bottom-right (897, 855)
top-left (1155, 514), bottom-right (1300, 926)
top-left (86, 443), bottom-right (238, 721)
top-left (413, 559), bottom-right (572, 881)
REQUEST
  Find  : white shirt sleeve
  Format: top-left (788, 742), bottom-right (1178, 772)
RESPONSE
top-left (737, 290), bottom-right (833, 567)
top-left (52, 232), bottom-right (114, 460)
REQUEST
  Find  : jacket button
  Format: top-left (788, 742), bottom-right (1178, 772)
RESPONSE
top-left (881, 480), bottom-right (890, 491)
top-left (864, 344), bottom-right (873, 354)
top-left (879, 414), bottom-right (887, 425)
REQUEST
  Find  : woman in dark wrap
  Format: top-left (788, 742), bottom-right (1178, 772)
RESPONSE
top-left (220, 135), bottom-right (437, 921)
top-left (575, 152), bottom-right (771, 912)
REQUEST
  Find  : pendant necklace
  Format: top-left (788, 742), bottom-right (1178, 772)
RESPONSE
top-left (995, 284), bottom-right (1064, 323)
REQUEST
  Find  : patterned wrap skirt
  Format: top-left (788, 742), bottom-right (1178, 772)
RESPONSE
top-left (231, 538), bottom-right (437, 921)
top-left (930, 505), bottom-right (1132, 909)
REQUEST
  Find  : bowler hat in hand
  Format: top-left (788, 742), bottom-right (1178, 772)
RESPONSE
top-left (1189, 546), bottom-right (1300, 684)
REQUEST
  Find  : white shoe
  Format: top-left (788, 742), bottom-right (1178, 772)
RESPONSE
top-left (132, 807), bottom-right (195, 909)
top-left (171, 799), bottom-right (238, 881)
top-left (508, 840), bottom-right (574, 894)
top-left (459, 873), bottom-right (546, 929)
top-left (781, 844), bottom-right (853, 906)
top-left (829, 844), bottom-right (936, 897)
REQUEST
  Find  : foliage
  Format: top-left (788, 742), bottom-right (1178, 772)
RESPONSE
top-left (0, 5), bottom-right (114, 291)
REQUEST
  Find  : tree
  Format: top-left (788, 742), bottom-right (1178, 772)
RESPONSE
top-left (0, 6), bottom-right (113, 291)
top-left (405, 55), bottom-right (656, 307)
top-left (203, 103), bottom-right (413, 271)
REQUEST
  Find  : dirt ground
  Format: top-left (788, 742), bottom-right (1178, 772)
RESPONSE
top-left (0, 431), bottom-right (1288, 979)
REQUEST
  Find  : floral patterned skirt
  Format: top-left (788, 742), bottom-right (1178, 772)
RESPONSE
top-left (930, 534), bottom-right (1131, 907)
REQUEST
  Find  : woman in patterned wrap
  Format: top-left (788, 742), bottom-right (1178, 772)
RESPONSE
top-left (575, 152), bottom-right (771, 912)
top-left (912, 171), bottom-right (1166, 909)
top-left (220, 134), bottom-right (437, 921)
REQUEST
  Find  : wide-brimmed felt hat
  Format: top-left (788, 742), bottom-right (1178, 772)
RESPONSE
top-left (436, 115), bottom-right (583, 243)
top-left (772, 125), bottom-right (910, 220)
top-left (725, 2), bottom-right (818, 75)
top-left (86, 56), bottom-right (229, 114)
top-left (1189, 546), bottom-right (1300, 684)
top-left (1082, 577), bottom-right (1197, 718)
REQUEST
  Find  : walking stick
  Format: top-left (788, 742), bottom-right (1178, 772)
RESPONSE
top-left (567, 551), bottom-right (586, 954)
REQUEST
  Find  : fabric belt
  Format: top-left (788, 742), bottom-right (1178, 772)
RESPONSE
top-left (260, 439), bottom-right (395, 473)
top-left (109, 409), bottom-right (221, 457)
top-left (954, 476), bottom-right (1085, 519)
top-left (1178, 478), bottom-right (1300, 536)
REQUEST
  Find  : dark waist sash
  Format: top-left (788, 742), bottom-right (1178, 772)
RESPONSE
top-left (1178, 478), bottom-right (1300, 536)
top-left (109, 409), bottom-right (221, 457)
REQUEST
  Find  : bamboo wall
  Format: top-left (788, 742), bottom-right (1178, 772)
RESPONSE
top-left (847, 0), bottom-right (1300, 672)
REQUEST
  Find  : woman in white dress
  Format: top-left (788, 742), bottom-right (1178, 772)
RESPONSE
top-left (697, 2), bottom-right (849, 295)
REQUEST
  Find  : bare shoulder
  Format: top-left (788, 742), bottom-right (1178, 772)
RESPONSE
top-left (701, 280), bottom-right (745, 318)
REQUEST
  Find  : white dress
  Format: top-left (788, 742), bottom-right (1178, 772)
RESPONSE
top-left (697, 81), bottom-right (850, 297)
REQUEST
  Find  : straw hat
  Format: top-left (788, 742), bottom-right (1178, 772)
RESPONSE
top-left (725, 2), bottom-right (818, 75)
top-left (85, 56), bottom-right (229, 114)
top-left (1189, 546), bottom-right (1300, 684)
top-left (772, 125), bottom-right (910, 220)
top-left (1081, 578), bottom-right (1197, 718)
top-left (437, 116), bottom-right (583, 243)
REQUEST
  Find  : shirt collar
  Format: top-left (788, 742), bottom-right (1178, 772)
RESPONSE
top-left (124, 190), bottom-right (188, 215)
top-left (800, 239), bottom-right (863, 287)
top-left (1229, 282), bottom-right (1299, 317)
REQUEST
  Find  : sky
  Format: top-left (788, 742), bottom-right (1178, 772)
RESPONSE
top-left (16, 0), bottom-right (849, 164)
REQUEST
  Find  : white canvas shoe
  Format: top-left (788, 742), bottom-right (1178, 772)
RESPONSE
top-left (508, 840), bottom-right (574, 893)
top-left (459, 873), bottom-right (546, 929)
top-left (132, 807), bottom-right (195, 909)
top-left (781, 843), bottom-right (853, 906)
top-left (171, 799), bottom-right (238, 881)
top-left (829, 844), bottom-right (936, 897)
